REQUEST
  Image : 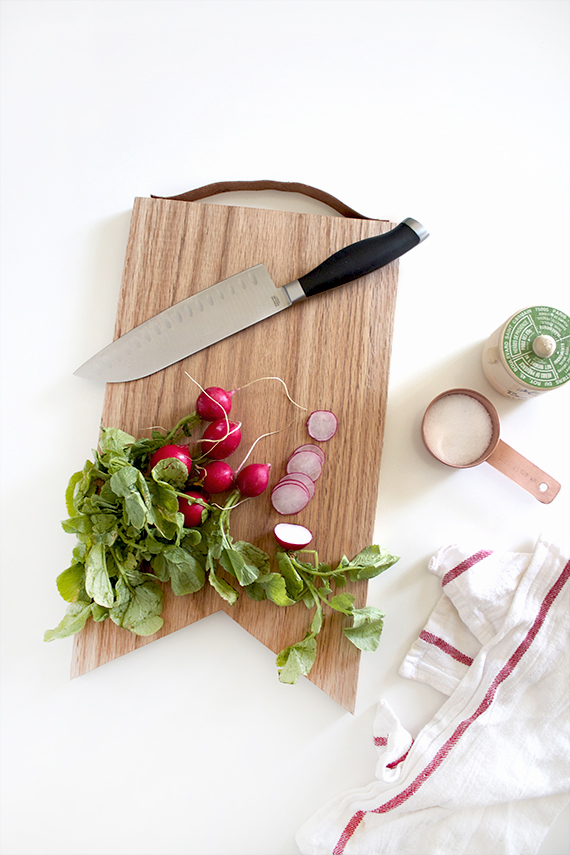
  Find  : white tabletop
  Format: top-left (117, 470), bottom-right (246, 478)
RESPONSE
top-left (1, 2), bottom-right (568, 854)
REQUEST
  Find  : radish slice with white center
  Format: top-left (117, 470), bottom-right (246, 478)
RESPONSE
top-left (274, 523), bottom-right (313, 550)
top-left (292, 443), bottom-right (326, 464)
top-left (278, 472), bottom-right (316, 499)
top-left (271, 481), bottom-right (311, 515)
top-left (306, 410), bottom-right (338, 442)
top-left (286, 449), bottom-right (323, 481)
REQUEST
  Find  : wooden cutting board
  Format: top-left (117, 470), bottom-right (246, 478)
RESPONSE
top-left (71, 196), bottom-right (400, 712)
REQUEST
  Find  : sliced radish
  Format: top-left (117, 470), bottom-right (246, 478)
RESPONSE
top-left (306, 410), bottom-right (338, 442)
top-left (286, 449), bottom-right (323, 481)
top-left (277, 472), bottom-right (316, 499)
top-left (292, 443), bottom-right (326, 464)
top-left (271, 481), bottom-right (311, 515)
top-left (274, 523), bottom-right (313, 550)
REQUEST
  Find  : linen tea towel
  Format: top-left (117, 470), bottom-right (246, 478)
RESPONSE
top-left (296, 538), bottom-right (570, 855)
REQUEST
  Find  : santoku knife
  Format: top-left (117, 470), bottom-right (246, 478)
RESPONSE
top-left (74, 217), bottom-right (428, 383)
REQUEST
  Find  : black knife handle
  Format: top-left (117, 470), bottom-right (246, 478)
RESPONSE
top-left (298, 218), bottom-right (428, 298)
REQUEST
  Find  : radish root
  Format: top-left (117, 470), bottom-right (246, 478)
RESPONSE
top-left (237, 376), bottom-right (307, 411)
top-left (183, 371), bottom-right (208, 396)
top-left (235, 419), bottom-right (295, 473)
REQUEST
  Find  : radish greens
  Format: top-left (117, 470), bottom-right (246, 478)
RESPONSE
top-left (45, 397), bottom-right (399, 685)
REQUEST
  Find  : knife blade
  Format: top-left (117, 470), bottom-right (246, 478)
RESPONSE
top-left (74, 217), bottom-right (428, 382)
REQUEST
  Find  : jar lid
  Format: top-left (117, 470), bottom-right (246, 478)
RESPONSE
top-left (501, 306), bottom-right (570, 390)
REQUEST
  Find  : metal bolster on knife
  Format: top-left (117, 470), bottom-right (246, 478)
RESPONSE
top-left (281, 279), bottom-right (307, 304)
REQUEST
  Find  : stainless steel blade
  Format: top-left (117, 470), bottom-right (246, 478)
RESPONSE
top-left (74, 264), bottom-right (294, 382)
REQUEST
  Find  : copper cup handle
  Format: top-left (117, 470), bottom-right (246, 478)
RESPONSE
top-left (485, 440), bottom-right (561, 504)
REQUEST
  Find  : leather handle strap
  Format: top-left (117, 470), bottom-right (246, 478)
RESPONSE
top-left (151, 179), bottom-right (377, 220)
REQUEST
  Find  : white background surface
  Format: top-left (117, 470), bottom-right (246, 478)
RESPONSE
top-left (1, 2), bottom-right (569, 854)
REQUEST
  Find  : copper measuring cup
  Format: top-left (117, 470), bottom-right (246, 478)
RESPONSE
top-left (421, 389), bottom-right (561, 504)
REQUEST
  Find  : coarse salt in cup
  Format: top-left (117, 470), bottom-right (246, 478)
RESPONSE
top-left (421, 388), bottom-right (560, 503)
top-left (422, 391), bottom-right (497, 467)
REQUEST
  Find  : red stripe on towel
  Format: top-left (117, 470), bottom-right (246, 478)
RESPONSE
top-left (333, 558), bottom-right (570, 855)
top-left (442, 550), bottom-right (493, 586)
top-left (387, 745), bottom-right (413, 769)
top-left (419, 630), bottom-right (474, 666)
top-left (374, 736), bottom-right (388, 747)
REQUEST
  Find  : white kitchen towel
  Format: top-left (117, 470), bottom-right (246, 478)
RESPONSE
top-left (296, 538), bottom-right (570, 855)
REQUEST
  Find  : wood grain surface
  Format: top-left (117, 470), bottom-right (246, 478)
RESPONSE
top-left (70, 197), bottom-right (399, 712)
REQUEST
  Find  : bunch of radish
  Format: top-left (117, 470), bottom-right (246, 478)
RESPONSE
top-left (271, 409), bottom-right (338, 550)
top-left (147, 380), bottom-right (338, 554)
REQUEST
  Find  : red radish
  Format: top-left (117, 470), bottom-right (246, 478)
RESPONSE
top-left (274, 523), bottom-right (313, 550)
top-left (200, 419), bottom-right (242, 459)
top-left (150, 444), bottom-right (192, 476)
top-left (271, 480), bottom-right (311, 515)
top-left (202, 460), bottom-right (235, 493)
top-left (188, 485), bottom-right (211, 501)
top-left (195, 386), bottom-right (235, 421)
top-left (236, 463), bottom-right (271, 497)
top-left (306, 410), bottom-right (338, 442)
top-left (286, 449), bottom-right (323, 481)
top-left (292, 443), bottom-right (326, 464)
top-left (277, 472), bottom-right (316, 499)
top-left (178, 491), bottom-right (209, 527)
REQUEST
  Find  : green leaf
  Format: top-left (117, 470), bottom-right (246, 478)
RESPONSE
top-left (233, 541), bottom-right (270, 575)
top-left (181, 529), bottom-right (202, 548)
top-left (124, 493), bottom-right (148, 530)
top-left (72, 543), bottom-right (86, 563)
top-left (44, 601), bottom-right (92, 642)
top-left (329, 592), bottom-right (356, 615)
top-left (219, 545), bottom-right (265, 587)
top-left (141, 532), bottom-right (169, 557)
top-left (106, 467), bottom-right (149, 530)
top-left (219, 547), bottom-right (247, 580)
top-left (85, 543), bottom-right (114, 608)
top-left (68, 460), bottom-right (99, 512)
top-left (243, 580), bottom-right (267, 601)
top-left (276, 636), bottom-right (317, 684)
top-left (309, 603), bottom-right (323, 635)
top-left (256, 573), bottom-right (296, 607)
top-left (152, 545), bottom-right (205, 596)
top-left (98, 427), bottom-right (136, 456)
top-left (109, 465), bottom-right (138, 496)
top-left (148, 478), bottom-right (182, 539)
top-left (275, 552), bottom-right (304, 599)
top-left (89, 513), bottom-right (119, 546)
top-left (344, 545), bottom-right (399, 581)
top-left (208, 566), bottom-right (238, 606)
top-left (150, 553), bottom-right (169, 582)
top-left (91, 603), bottom-right (109, 622)
top-left (91, 513), bottom-right (118, 534)
top-left (56, 563), bottom-right (85, 603)
top-left (62, 516), bottom-right (92, 537)
top-left (65, 471), bottom-right (84, 516)
top-left (136, 471), bottom-right (154, 513)
top-left (152, 458), bottom-right (188, 489)
top-left (110, 576), bottom-right (164, 636)
top-left (98, 481), bottom-right (121, 509)
top-left (197, 514), bottom-right (224, 561)
top-left (343, 606), bottom-right (385, 652)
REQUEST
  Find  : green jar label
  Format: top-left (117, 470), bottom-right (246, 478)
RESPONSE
top-left (502, 306), bottom-right (570, 389)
